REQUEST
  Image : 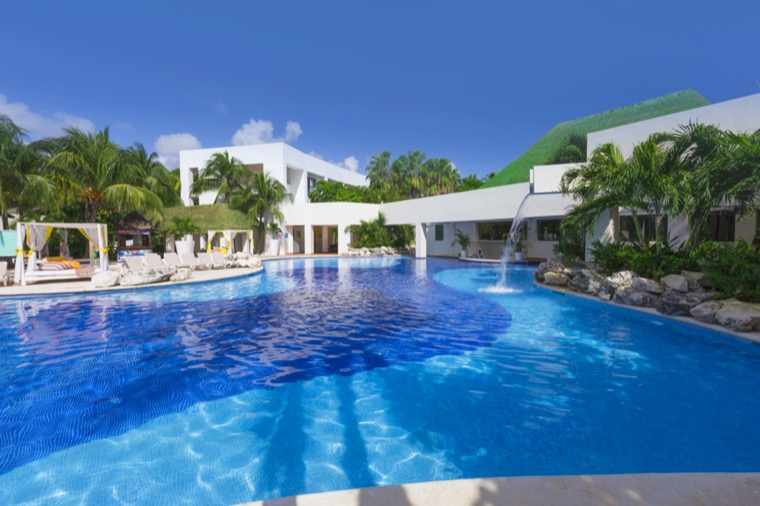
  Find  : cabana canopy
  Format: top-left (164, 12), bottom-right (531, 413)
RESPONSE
top-left (205, 229), bottom-right (253, 256)
top-left (14, 222), bottom-right (109, 285)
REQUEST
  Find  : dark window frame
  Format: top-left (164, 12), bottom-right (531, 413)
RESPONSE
top-left (434, 224), bottom-right (444, 242)
top-left (537, 219), bottom-right (562, 241)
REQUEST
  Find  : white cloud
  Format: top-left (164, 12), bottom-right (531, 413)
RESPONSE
top-left (154, 133), bottom-right (202, 168)
top-left (285, 121), bottom-right (303, 142)
top-left (0, 94), bottom-right (95, 138)
top-left (232, 119), bottom-right (275, 146)
top-left (231, 118), bottom-right (303, 146)
top-left (342, 156), bottom-right (359, 172)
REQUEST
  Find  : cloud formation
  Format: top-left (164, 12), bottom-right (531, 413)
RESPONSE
top-left (0, 94), bottom-right (95, 138)
top-left (231, 119), bottom-right (303, 145)
top-left (342, 156), bottom-right (359, 172)
top-left (154, 133), bottom-right (202, 168)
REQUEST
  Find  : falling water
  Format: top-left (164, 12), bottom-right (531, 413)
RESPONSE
top-left (480, 194), bottom-right (531, 294)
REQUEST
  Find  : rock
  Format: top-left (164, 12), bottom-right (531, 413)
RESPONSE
top-left (91, 270), bottom-right (120, 288)
top-left (661, 274), bottom-right (689, 293)
top-left (169, 267), bottom-right (192, 282)
top-left (632, 276), bottom-right (663, 294)
top-left (614, 287), bottom-right (659, 307)
top-left (569, 269), bottom-right (605, 295)
top-left (597, 283), bottom-right (614, 301)
top-left (119, 268), bottom-right (172, 287)
top-left (690, 301), bottom-right (724, 324)
top-left (607, 270), bottom-right (635, 290)
top-left (715, 300), bottom-right (760, 332)
top-left (657, 289), bottom-right (715, 316)
top-left (681, 271), bottom-right (706, 291)
top-left (543, 271), bottom-right (569, 286)
top-left (535, 260), bottom-right (568, 282)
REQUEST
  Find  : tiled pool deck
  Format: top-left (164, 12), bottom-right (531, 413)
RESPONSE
top-left (242, 473), bottom-right (760, 506)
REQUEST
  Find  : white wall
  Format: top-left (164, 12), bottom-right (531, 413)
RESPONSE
top-left (531, 163), bottom-right (580, 193)
top-left (588, 93), bottom-right (760, 157)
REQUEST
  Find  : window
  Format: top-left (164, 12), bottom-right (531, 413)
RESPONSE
top-left (307, 175), bottom-right (319, 194)
top-left (434, 224), bottom-right (444, 241)
top-left (620, 215), bottom-right (668, 243)
top-left (709, 210), bottom-right (735, 242)
top-left (537, 219), bottom-right (561, 241)
top-left (477, 221), bottom-right (527, 241)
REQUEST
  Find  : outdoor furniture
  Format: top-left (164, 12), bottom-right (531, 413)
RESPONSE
top-left (195, 253), bottom-right (213, 270)
top-left (163, 252), bottom-right (182, 268)
top-left (145, 253), bottom-right (167, 269)
top-left (211, 252), bottom-right (227, 269)
top-left (0, 261), bottom-right (7, 286)
top-left (179, 253), bottom-right (199, 270)
top-left (122, 256), bottom-right (147, 272)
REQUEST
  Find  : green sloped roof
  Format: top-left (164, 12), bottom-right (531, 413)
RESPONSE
top-left (163, 204), bottom-right (250, 231)
top-left (481, 90), bottom-right (710, 187)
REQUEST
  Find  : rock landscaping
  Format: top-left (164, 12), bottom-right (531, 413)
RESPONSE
top-left (535, 260), bottom-right (760, 333)
top-left (346, 246), bottom-right (399, 257)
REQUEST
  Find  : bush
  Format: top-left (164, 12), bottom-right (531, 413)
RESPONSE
top-left (555, 222), bottom-right (586, 263)
top-left (693, 241), bottom-right (760, 302)
top-left (591, 242), bottom-right (697, 279)
top-left (308, 180), bottom-right (380, 203)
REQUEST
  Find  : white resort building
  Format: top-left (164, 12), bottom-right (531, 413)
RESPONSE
top-left (179, 92), bottom-right (760, 261)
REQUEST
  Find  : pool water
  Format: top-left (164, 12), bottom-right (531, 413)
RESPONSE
top-left (1, 257), bottom-right (759, 504)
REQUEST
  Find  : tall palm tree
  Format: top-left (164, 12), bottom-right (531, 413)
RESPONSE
top-left (190, 151), bottom-right (247, 204)
top-left (124, 143), bottom-right (181, 207)
top-left (47, 128), bottom-right (163, 222)
top-left (421, 157), bottom-right (460, 197)
top-left (0, 115), bottom-right (58, 227)
top-left (366, 151), bottom-right (393, 199)
top-left (229, 172), bottom-right (286, 253)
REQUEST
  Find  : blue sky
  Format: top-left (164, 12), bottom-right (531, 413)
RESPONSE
top-left (1, 1), bottom-right (758, 176)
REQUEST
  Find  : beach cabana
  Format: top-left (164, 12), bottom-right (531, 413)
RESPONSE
top-left (14, 222), bottom-right (109, 285)
top-left (206, 229), bottom-right (253, 256)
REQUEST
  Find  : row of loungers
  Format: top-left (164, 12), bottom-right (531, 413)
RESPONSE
top-left (121, 252), bottom-right (230, 273)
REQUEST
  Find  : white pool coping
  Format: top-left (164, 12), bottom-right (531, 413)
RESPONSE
top-left (240, 473), bottom-right (760, 506)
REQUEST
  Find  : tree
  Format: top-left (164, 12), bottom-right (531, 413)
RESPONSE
top-left (229, 172), bottom-right (286, 253)
top-left (48, 128), bottom-right (163, 223)
top-left (366, 151), bottom-right (393, 198)
top-left (0, 115), bottom-right (58, 227)
top-left (457, 174), bottom-right (482, 192)
top-left (190, 151), bottom-right (247, 204)
top-left (124, 143), bottom-right (181, 207)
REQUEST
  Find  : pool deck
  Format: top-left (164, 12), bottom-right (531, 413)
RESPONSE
top-left (242, 473), bottom-right (760, 506)
top-left (0, 267), bottom-right (263, 297)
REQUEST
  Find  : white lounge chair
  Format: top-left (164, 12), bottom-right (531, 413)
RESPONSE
top-left (123, 256), bottom-right (147, 272)
top-left (179, 253), bottom-right (199, 270)
top-left (211, 252), bottom-right (227, 269)
top-left (0, 261), bottom-right (7, 286)
top-left (163, 252), bottom-right (182, 268)
top-left (145, 253), bottom-right (167, 269)
top-left (195, 253), bottom-right (213, 270)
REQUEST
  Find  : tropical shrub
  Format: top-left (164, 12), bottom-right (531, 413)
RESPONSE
top-left (350, 213), bottom-right (391, 247)
top-left (692, 241), bottom-right (760, 302)
top-left (591, 242), bottom-right (697, 279)
top-left (554, 222), bottom-right (585, 263)
top-left (162, 216), bottom-right (200, 238)
top-left (308, 180), bottom-right (380, 203)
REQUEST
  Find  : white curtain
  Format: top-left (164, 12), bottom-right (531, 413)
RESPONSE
top-left (13, 225), bottom-right (25, 284)
top-left (25, 224), bottom-right (53, 252)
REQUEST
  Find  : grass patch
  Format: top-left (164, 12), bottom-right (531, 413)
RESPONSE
top-left (164, 204), bottom-right (249, 231)
top-left (482, 90), bottom-right (710, 187)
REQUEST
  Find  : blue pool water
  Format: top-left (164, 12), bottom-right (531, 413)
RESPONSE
top-left (0, 257), bottom-right (759, 504)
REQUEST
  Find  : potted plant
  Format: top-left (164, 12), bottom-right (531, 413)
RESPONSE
top-left (164, 217), bottom-right (200, 257)
top-left (452, 229), bottom-right (471, 258)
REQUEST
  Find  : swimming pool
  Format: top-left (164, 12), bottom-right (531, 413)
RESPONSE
top-left (1, 257), bottom-right (759, 504)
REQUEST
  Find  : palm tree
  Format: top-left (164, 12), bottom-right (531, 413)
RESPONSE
top-left (366, 151), bottom-right (393, 199)
top-left (47, 127), bottom-right (163, 223)
top-left (124, 144), bottom-right (181, 207)
top-left (421, 158), bottom-right (460, 197)
top-left (190, 151), bottom-right (247, 204)
top-left (0, 116), bottom-right (58, 227)
top-left (229, 172), bottom-right (286, 253)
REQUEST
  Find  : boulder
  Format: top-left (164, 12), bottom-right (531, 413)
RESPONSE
top-left (543, 271), bottom-right (569, 286)
top-left (169, 267), bottom-right (192, 282)
top-left (690, 300), bottom-right (724, 324)
top-left (119, 268), bottom-right (172, 287)
top-left (661, 274), bottom-right (689, 293)
top-left (91, 270), bottom-right (120, 288)
top-left (597, 283), bottom-right (615, 301)
top-left (535, 260), bottom-right (568, 282)
top-left (614, 287), bottom-right (659, 307)
top-left (632, 276), bottom-right (663, 294)
top-left (657, 289), bottom-right (715, 316)
top-left (681, 271), bottom-right (707, 291)
top-left (569, 269), bottom-right (605, 295)
top-left (715, 300), bottom-right (760, 332)
top-left (606, 270), bottom-right (635, 290)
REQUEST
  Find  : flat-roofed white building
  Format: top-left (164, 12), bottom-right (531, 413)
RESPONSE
top-left (179, 92), bottom-right (760, 261)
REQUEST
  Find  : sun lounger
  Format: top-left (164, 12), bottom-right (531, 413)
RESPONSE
top-left (179, 254), bottom-right (199, 270)
top-left (122, 256), bottom-right (147, 272)
top-left (145, 253), bottom-right (168, 269)
top-left (211, 252), bottom-right (227, 269)
top-left (163, 252), bottom-right (182, 268)
top-left (195, 253), bottom-right (213, 270)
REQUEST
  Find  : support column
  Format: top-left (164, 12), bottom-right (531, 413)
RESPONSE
top-left (337, 224), bottom-right (350, 255)
top-left (304, 224), bottom-right (314, 255)
top-left (321, 226), bottom-right (329, 253)
top-left (415, 223), bottom-right (427, 259)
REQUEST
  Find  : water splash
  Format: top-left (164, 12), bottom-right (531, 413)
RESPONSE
top-left (482, 194), bottom-right (532, 293)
